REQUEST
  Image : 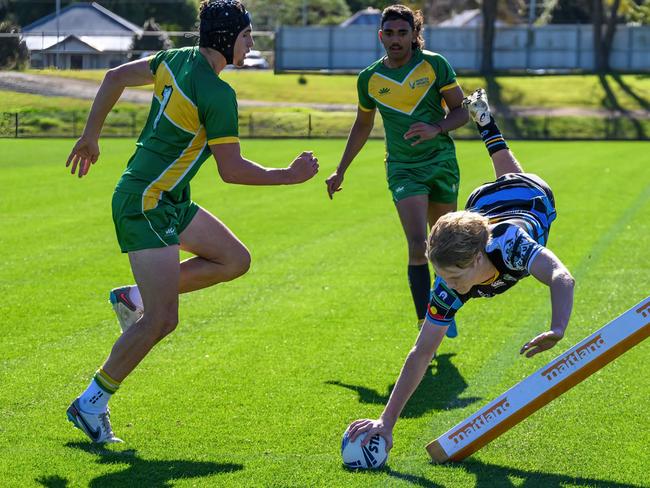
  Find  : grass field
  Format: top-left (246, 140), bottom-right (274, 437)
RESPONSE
top-left (1, 138), bottom-right (649, 487)
top-left (28, 69), bottom-right (650, 111)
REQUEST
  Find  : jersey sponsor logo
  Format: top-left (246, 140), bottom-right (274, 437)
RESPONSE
top-left (510, 239), bottom-right (533, 269)
top-left (408, 77), bottom-right (430, 89)
top-left (367, 60), bottom-right (437, 115)
top-left (490, 280), bottom-right (508, 289)
top-left (395, 185), bottom-right (405, 193)
top-left (164, 227), bottom-right (176, 237)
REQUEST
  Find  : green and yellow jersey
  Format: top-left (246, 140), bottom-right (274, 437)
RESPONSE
top-left (357, 49), bottom-right (459, 167)
top-left (115, 47), bottom-right (239, 210)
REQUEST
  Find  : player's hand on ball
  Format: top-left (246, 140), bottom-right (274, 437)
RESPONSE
top-left (404, 122), bottom-right (442, 146)
top-left (288, 151), bottom-right (319, 183)
top-left (520, 330), bottom-right (564, 358)
top-left (325, 171), bottom-right (344, 199)
top-left (66, 135), bottom-right (100, 178)
top-left (347, 418), bottom-right (393, 451)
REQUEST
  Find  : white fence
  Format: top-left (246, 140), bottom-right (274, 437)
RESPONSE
top-left (275, 25), bottom-right (650, 73)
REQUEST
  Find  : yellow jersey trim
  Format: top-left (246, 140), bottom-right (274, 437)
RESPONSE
top-left (142, 127), bottom-right (208, 211)
top-left (440, 81), bottom-right (459, 93)
top-left (154, 62), bottom-right (200, 134)
top-left (208, 136), bottom-right (240, 145)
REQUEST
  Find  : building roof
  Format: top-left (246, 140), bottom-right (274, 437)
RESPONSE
top-left (23, 34), bottom-right (134, 53)
top-left (23, 2), bottom-right (142, 35)
top-left (437, 9), bottom-right (512, 27)
top-left (339, 7), bottom-right (381, 28)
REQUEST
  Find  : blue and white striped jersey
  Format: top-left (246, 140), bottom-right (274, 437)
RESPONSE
top-left (426, 173), bottom-right (557, 327)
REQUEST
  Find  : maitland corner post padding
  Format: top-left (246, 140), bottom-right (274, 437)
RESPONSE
top-left (426, 296), bottom-right (650, 463)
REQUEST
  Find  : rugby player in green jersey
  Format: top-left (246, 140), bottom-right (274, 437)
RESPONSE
top-left (64, 0), bottom-right (319, 443)
top-left (326, 5), bottom-right (469, 329)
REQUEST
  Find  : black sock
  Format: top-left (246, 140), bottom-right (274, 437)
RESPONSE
top-left (408, 264), bottom-right (431, 320)
top-left (477, 116), bottom-right (509, 156)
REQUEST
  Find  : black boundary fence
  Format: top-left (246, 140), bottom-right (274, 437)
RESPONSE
top-left (1, 110), bottom-right (649, 141)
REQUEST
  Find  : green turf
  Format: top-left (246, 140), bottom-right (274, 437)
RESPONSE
top-left (0, 139), bottom-right (648, 487)
top-left (26, 69), bottom-right (650, 111)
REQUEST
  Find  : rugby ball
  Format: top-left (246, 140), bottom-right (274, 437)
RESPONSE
top-left (341, 429), bottom-right (388, 469)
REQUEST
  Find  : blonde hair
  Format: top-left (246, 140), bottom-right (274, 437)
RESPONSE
top-left (427, 211), bottom-right (490, 269)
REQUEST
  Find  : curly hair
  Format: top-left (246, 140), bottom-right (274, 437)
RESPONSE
top-left (381, 4), bottom-right (424, 50)
top-left (427, 211), bottom-right (490, 269)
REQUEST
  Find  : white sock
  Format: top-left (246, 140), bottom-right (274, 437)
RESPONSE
top-left (129, 285), bottom-right (143, 310)
top-left (79, 378), bottom-right (113, 414)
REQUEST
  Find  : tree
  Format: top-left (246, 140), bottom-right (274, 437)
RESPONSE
top-left (481, 0), bottom-right (498, 74)
top-left (0, 20), bottom-right (28, 70)
top-left (247, 0), bottom-right (351, 29)
top-left (594, 0), bottom-right (623, 73)
top-left (4, 0), bottom-right (198, 32)
top-left (628, 0), bottom-right (650, 23)
top-left (129, 18), bottom-right (173, 60)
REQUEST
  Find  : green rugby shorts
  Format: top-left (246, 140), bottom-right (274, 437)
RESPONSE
top-left (111, 191), bottom-right (200, 253)
top-left (386, 158), bottom-right (460, 204)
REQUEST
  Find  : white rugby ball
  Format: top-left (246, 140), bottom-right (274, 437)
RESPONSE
top-left (341, 429), bottom-right (388, 469)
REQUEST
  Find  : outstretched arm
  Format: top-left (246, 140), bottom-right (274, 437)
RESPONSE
top-left (346, 321), bottom-right (447, 450)
top-left (403, 86), bottom-right (469, 146)
top-left (211, 142), bottom-right (319, 185)
top-left (66, 57), bottom-right (155, 177)
top-left (521, 248), bottom-right (575, 357)
top-left (325, 106), bottom-right (375, 199)
top-left (490, 148), bottom-right (524, 178)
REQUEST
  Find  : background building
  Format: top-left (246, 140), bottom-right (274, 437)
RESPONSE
top-left (23, 2), bottom-right (141, 69)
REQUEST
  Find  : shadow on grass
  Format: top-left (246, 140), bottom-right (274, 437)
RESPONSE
top-left (384, 459), bottom-right (644, 488)
top-left (610, 73), bottom-right (650, 111)
top-left (35, 476), bottom-right (69, 488)
top-left (598, 74), bottom-right (646, 139)
top-left (484, 75), bottom-right (527, 139)
top-left (326, 353), bottom-right (481, 418)
top-left (456, 459), bottom-right (643, 488)
top-left (35, 442), bottom-right (243, 488)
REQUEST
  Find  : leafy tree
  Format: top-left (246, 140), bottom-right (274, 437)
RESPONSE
top-left (129, 18), bottom-right (172, 60)
top-left (247, 0), bottom-right (351, 29)
top-left (0, 20), bottom-right (29, 70)
top-left (3, 0), bottom-right (198, 31)
top-left (627, 0), bottom-right (650, 23)
top-left (592, 0), bottom-right (648, 72)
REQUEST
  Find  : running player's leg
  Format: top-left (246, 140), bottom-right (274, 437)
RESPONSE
top-left (427, 201), bottom-right (457, 230)
top-left (68, 245), bottom-right (180, 443)
top-left (112, 206), bottom-right (251, 331)
top-left (464, 88), bottom-right (523, 178)
top-left (178, 207), bottom-right (251, 293)
top-left (104, 246), bottom-right (181, 381)
top-left (396, 195), bottom-right (432, 322)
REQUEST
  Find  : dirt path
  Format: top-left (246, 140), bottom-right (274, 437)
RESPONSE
top-left (1, 71), bottom-right (648, 118)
